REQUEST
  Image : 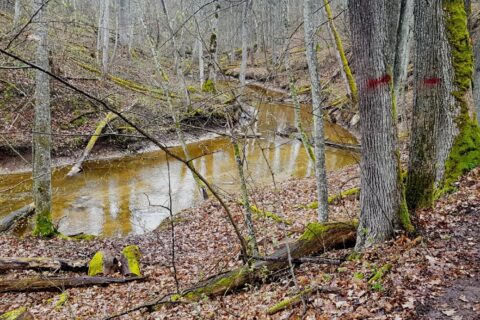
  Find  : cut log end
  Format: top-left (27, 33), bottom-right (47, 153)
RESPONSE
top-left (120, 245), bottom-right (142, 277)
top-left (88, 250), bottom-right (118, 276)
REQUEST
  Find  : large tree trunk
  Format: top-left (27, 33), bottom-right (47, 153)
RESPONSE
top-left (304, 0), bottom-right (328, 222)
top-left (408, 1), bottom-right (480, 206)
top-left (32, 0), bottom-right (55, 238)
top-left (406, 0), bottom-right (455, 209)
top-left (348, 1), bottom-right (409, 249)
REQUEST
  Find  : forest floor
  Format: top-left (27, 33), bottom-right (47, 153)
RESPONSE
top-left (0, 164), bottom-right (478, 319)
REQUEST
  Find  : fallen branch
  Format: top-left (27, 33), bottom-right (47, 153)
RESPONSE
top-left (0, 203), bottom-right (35, 233)
top-left (0, 257), bottom-right (88, 272)
top-left (107, 221), bottom-right (356, 319)
top-left (267, 285), bottom-right (340, 315)
top-left (0, 276), bottom-right (145, 293)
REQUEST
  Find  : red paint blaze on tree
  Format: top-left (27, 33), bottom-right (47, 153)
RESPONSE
top-left (423, 77), bottom-right (442, 86)
top-left (367, 74), bottom-right (391, 89)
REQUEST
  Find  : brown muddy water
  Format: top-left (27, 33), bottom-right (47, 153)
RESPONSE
top-left (0, 101), bottom-right (359, 236)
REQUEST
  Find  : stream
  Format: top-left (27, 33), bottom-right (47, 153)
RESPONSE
top-left (0, 93), bottom-right (359, 236)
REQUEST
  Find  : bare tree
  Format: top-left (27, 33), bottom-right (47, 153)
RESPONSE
top-left (303, 0), bottom-right (328, 222)
top-left (32, 0), bottom-right (55, 237)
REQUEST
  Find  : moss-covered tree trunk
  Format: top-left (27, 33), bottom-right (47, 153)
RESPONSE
top-left (32, 0), bottom-right (56, 238)
top-left (348, 0), bottom-right (410, 249)
top-left (407, 0), bottom-right (480, 209)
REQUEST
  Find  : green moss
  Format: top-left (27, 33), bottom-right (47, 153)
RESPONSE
top-left (249, 204), bottom-right (292, 225)
top-left (444, 1), bottom-right (473, 93)
top-left (186, 85), bottom-right (198, 93)
top-left (353, 272), bottom-right (365, 280)
top-left (307, 187), bottom-right (360, 209)
top-left (368, 263), bottom-right (392, 285)
top-left (202, 79), bottom-right (216, 93)
top-left (33, 211), bottom-right (57, 238)
top-left (299, 221), bottom-right (356, 242)
top-left (337, 267), bottom-right (348, 273)
top-left (347, 251), bottom-right (362, 261)
top-left (55, 292), bottom-right (69, 309)
top-left (122, 245), bottom-right (142, 276)
top-left (170, 294), bottom-right (182, 302)
top-left (266, 288), bottom-right (313, 315)
top-left (439, 120), bottom-right (480, 195)
top-left (88, 251), bottom-right (104, 276)
top-left (0, 307), bottom-right (27, 320)
top-left (437, 1), bottom-right (480, 196)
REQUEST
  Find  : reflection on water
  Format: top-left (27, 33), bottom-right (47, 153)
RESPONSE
top-left (0, 101), bottom-right (359, 236)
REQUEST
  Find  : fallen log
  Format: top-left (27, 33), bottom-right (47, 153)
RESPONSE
top-left (0, 275), bottom-right (145, 293)
top-left (0, 257), bottom-right (88, 272)
top-left (66, 112), bottom-right (118, 177)
top-left (107, 221), bottom-right (356, 318)
top-left (67, 103), bottom-right (135, 177)
top-left (0, 203), bottom-right (35, 233)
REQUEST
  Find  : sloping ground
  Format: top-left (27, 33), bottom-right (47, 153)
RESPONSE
top-left (0, 165), bottom-right (478, 319)
top-left (0, 12), bottom-right (231, 160)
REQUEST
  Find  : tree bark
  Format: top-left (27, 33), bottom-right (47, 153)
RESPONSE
top-left (118, 0), bottom-right (130, 47)
top-left (32, 0), bottom-right (55, 238)
top-left (394, 0), bottom-right (414, 134)
top-left (304, 0), bottom-right (328, 222)
top-left (406, 0), bottom-right (455, 209)
top-left (348, 0), bottom-right (409, 249)
top-left (408, 1), bottom-right (480, 204)
top-left (101, 0), bottom-right (110, 75)
top-left (239, 0), bottom-right (252, 88)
